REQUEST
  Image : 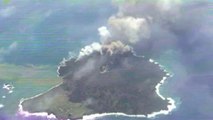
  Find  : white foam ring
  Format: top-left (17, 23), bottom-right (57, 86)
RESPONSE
top-left (18, 58), bottom-right (176, 120)
top-left (82, 59), bottom-right (176, 120)
top-left (17, 84), bottom-right (62, 120)
top-left (18, 103), bottom-right (57, 119)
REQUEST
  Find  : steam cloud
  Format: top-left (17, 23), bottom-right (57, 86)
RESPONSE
top-left (58, 40), bottom-right (172, 118)
top-left (16, 0), bottom-right (213, 120)
top-left (101, 0), bottom-right (213, 63)
top-left (58, 0), bottom-right (213, 119)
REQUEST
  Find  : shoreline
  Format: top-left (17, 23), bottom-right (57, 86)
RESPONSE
top-left (18, 58), bottom-right (176, 120)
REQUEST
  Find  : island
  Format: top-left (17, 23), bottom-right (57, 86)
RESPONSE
top-left (21, 42), bottom-right (172, 120)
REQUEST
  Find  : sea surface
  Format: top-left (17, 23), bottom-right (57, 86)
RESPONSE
top-left (0, 65), bottom-right (61, 114)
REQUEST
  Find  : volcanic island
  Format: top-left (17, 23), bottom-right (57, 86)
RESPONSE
top-left (21, 42), bottom-right (173, 120)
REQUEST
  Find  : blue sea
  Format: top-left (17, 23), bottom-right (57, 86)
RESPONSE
top-left (0, 0), bottom-right (212, 120)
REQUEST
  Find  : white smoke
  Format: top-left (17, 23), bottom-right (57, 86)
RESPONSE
top-left (98, 26), bottom-right (111, 42)
top-left (19, 0), bottom-right (212, 120)
top-left (77, 42), bottom-right (102, 60)
top-left (99, 16), bottom-right (150, 44)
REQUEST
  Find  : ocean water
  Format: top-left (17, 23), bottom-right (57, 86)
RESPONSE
top-left (0, 77), bottom-right (59, 114)
top-left (0, 0), bottom-right (212, 120)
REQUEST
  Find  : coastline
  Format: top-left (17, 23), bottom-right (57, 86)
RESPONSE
top-left (19, 58), bottom-right (176, 120)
